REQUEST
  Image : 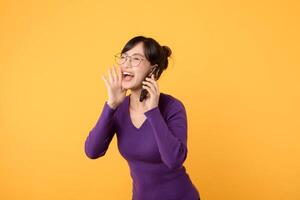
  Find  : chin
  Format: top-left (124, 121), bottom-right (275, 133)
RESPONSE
top-left (122, 81), bottom-right (142, 91)
top-left (122, 81), bottom-right (134, 89)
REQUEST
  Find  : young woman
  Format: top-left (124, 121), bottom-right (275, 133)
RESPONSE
top-left (84, 35), bottom-right (201, 200)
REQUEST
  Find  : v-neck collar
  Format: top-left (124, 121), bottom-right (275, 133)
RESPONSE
top-left (126, 95), bottom-right (148, 131)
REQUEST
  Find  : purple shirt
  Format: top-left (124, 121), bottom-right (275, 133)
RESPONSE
top-left (84, 92), bottom-right (200, 200)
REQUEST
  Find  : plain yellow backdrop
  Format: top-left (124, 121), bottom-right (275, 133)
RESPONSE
top-left (1, 0), bottom-right (299, 199)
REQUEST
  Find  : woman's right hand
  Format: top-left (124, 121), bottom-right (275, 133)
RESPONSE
top-left (101, 65), bottom-right (127, 109)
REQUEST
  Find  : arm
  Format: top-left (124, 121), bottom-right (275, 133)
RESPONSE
top-left (144, 100), bottom-right (188, 170)
top-left (84, 101), bottom-right (117, 159)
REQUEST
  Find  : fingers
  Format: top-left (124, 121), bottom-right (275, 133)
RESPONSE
top-left (112, 65), bottom-right (118, 82)
top-left (108, 65), bottom-right (121, 84)
top-left (142, 84), bottom-right (155, 97)
top-left (146, 74), bottom-right (158, 90)
top-left (142, 85), bottom-right (157, 96)
top-left (113, 65), bottom-right (122, 84)
top-left (101, 74), bottom-right (109, 87)
top-left (142, 81), bottom-right (156, 94)
top-left (108, 67), bottom-right (114, 83)
top-left (117, 65), bottom-right (122, 83)
top-left (143, 74), bottom-right (159, 94)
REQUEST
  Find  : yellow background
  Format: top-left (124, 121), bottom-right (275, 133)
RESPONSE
top-left (1, 0), bottom-right (299, 199)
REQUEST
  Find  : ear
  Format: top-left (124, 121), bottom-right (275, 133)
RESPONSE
top-left (152, 64), bottom-right (159, 80)
top-left (149, 64), bottom-right (158, 73)
top-left (151, 64), bottom-right (158, 71)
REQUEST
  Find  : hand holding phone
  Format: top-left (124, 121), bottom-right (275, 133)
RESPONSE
top-left (139, 64), bottom-right (158, 102)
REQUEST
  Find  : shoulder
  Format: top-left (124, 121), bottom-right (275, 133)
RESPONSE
top-left (160, 92), bottom-right (185, 107)
top-left (159, 92), bottom-right (186, 116)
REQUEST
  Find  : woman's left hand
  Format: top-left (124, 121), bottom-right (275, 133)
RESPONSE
top-left (142, 74), bottom-right (160, 112)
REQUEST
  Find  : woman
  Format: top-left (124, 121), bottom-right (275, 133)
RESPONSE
top-left (84, 35), bottom-right (201, 200)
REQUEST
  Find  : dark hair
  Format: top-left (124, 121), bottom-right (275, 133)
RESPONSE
top-left (121, 35), bottom-right (172, 80)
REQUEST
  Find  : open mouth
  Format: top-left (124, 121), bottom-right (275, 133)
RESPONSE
top-left (122, 72), bottom-right (135, 81)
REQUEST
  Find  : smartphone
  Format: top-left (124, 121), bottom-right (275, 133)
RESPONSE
top-left (139, 64), bottom-right (159, 102)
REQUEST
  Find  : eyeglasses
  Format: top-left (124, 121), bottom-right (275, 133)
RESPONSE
top-left (114, 53), bottom-right (146, 67)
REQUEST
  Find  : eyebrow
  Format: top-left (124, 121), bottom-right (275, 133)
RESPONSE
top-left (123, 52), bottom-right (145, 57)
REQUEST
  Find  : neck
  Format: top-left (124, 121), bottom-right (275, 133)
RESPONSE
top-left (129, 87), bottom-right (147, 112)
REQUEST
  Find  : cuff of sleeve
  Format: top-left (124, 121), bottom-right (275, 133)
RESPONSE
top-left (144, 106), bottom-right (160, 117)
top-left (104, 101), bottom-right (117, 112)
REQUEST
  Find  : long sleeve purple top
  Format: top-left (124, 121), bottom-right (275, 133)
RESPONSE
top-left (84, 92), bottom-right (200, 200)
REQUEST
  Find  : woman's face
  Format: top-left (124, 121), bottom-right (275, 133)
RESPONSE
top-left (120, 42), bottom-right (152, 90)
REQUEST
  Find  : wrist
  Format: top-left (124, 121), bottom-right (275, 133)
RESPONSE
top-left (107, 101), bottom-right (118, 109)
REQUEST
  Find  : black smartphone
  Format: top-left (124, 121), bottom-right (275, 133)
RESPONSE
top-left (139, 65), bottom-right (158, 102)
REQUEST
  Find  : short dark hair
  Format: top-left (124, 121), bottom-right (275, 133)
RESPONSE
top-left (121, 35), bottom-right (172, 80)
